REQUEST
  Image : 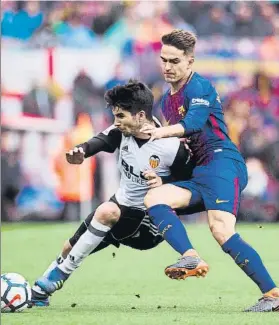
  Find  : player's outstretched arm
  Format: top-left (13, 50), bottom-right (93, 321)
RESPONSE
top-left (140, 87), bottom-right (213, 140)
top-left (65, 125), bottom-right (122, 164)
top-left (140, 123), bottom-right (185, 141)
top-left (140, 100), bottom-right (211, 140)
top-left (65, 136), bottom-right (111, 164)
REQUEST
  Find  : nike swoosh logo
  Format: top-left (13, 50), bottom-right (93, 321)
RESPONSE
top-left (157, 220), bottom-right (164, 228)
top-left (216, 199), bottom-right (230, 204)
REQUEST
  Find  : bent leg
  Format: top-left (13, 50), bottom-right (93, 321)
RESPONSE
top-left (35, 202), bottom-right (121, 295)
top-left (144, 184), bottom-right (209, 280)
top-left (144, 184), bottom-right (194, 255)
top-left (58, 201), bottom-right (120, 275)
top-left (208, 210), bottom-right (277, 296)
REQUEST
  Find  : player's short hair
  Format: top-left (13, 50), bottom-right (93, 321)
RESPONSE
top-left (161, 29), bottom-right (197, 56)
top-left (104, 80), bottom-right (154, 120)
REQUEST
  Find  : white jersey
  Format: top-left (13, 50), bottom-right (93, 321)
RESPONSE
top-left (98, 125), bottom-right (181, 210)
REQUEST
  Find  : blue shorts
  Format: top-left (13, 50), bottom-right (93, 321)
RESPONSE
top-left (173, 158), bottom-right (248, 216)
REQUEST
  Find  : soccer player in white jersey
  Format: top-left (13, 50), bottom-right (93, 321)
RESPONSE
top-left (32, 80), bottom-right (193, 305)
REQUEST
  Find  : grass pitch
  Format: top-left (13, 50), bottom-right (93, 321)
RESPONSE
top-left (1, 222), bottom-right (279, 325)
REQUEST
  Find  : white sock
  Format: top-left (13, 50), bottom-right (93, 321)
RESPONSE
top-left (32, 254), bottom-right (65, 294)
top-left (59, 219), bottom-right (111, 274)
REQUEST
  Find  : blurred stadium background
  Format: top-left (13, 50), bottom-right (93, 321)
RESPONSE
top-left (1, 0), bottom-right (279, 224)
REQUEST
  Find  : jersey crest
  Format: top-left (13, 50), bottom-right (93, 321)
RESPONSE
top-left (149, 155), bottom-right (160, 169)
top-left (116, 135), bottom-right (180, 209)
top-left (178, 105), bottom-right (186, 116)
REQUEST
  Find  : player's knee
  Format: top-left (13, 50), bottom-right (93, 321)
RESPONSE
top-left (94, 202), bottom-right (121, 226)
top-left (208, 211), bottom-right (236, 245)
top-left (62, 240), bottom-right (72, 258)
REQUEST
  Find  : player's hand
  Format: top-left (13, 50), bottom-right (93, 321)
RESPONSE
top-left (66, 147), bottom-right (85, 164)
top-left (143, 170), bottom-right (163, 188)
top-left (181, 138), bottom-right (193, 157)
top-left (140, 124), bottom-right (165, 141)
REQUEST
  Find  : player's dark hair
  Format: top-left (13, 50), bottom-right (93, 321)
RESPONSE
top-left (104, 80), bottom-right (154, 120)
top-left (161, 29), bottom-right (197, 56)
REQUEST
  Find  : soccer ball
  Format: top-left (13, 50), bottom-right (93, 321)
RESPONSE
top-left (1, 273), bottom-right (31, 313)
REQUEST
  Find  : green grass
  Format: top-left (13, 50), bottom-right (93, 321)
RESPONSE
top-left (1, 223), bottom-right (279, 325)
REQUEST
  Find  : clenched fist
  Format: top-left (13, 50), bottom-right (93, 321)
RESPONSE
top-left (66, 147), bottom-right (85, 164)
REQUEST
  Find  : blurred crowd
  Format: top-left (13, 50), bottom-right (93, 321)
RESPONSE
top-left (1, 1), bottom-right (279, 223)
top-left (1, 1), bottom-right (279, 58)
top-left (224, 72), bottom-right (279, 222)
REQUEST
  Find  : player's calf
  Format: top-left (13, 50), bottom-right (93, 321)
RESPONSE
top-left (210, 211), bottom-right (278, 296)
top-left (208, 210), bottom-right (236, 245)
top-left (145, 186), bottom-right (209, 279)
top-left (36, 202), bottom-right (120, 296)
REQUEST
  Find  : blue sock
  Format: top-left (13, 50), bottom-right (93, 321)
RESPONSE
top-left (147, 204), bottom-right (193, 255)
top-left (222, 233), bottom-right (276, 293)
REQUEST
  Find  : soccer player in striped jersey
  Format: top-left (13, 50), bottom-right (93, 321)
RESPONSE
top-left (140, 29), bottom-right (279, 312)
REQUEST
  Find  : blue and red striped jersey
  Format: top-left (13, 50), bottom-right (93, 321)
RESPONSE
top-left (161, 72), bottom-right (245, 166)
